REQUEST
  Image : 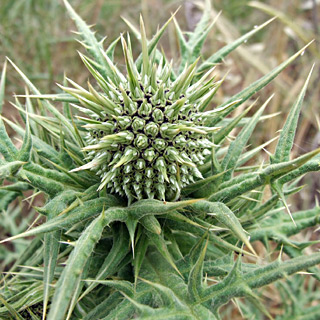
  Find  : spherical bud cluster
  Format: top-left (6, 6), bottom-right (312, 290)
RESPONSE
top-left (67, 35), bottom-right (217, 203)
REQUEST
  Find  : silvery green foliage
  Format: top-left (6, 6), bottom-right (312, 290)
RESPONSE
top-left (0, 0), bottom-right (320, 319)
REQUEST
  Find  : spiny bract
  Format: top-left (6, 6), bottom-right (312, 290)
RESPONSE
top-left (66, 28), bottom-right (218, 203)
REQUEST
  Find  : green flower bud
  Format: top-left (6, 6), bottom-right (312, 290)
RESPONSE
top-left (160, 123), bottom-right (179, 139)
top-left (145, 179), bottom-right (153, 188)
top-left (73, 31), bottom-right (217, 202)
top-left (152, 108), bottom-right (164, 123)
top-left (158, 174), bottom-right (165, 184)
top-left (123, 176), bottom-right (131, 184)
top-left (127, 102), bottom-right (137, 115)
top-left (132, 117), bottom-right (146, 132)
top-left (135, 172), bottom-right (143, 183)
top-left (186, 140), bottom-right (197, 151)
top-left (145, 167), bottom-right (154, 178)
top-left (169, 175), bottom-right (179, 190)
top-left (153, 138), bottom-right (167, 152)
top-left (108, 151), bottom-right (122, 166)
top-left (180, 165), bottom-right (189, 175)
top-left (117, 116), bottom-right (132, 129)
top-left (191, 154), bottom-right (199, 162)
top-left (164, 147), bottom-right (180, 162)
top-left (168, 164), bottom-right (177, 175)
top-left (134, 134), bottom-right (149, 150)
top-left (155, 183), bottom-right (166, 200)
top-left (133, 183), bottom-right (142, 193)
top-left (100, 121), bottom-right (115, 133)
top-left (144, 122), bottom-right (159, 137)
top-left (143, 148), bottom-right (156, 162)
top-left (123, 163), bottom-right (133, 174)
top-left (138, 100), bottom-right (152, 117)
top-left (173, 135), bottom-right (187, 149)
top-left (203, 148), bottom-right (211, 156)
top-left (135, 159), bottom-right (146, 171)
top-left (145, 188), bottom-right (155, 199)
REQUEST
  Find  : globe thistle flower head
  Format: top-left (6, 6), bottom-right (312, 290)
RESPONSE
top-left (67, 17), bottom-right (219, 203)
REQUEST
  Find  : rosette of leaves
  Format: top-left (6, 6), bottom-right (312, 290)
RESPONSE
top-left (0, 0), bottom-right (320, 319)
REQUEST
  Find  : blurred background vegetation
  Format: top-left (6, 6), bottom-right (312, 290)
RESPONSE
top-left (0, 0), bottom-right (319, 318)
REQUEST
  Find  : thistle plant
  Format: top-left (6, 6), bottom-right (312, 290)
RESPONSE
top-left (0, 1), bottom-right (320, 319)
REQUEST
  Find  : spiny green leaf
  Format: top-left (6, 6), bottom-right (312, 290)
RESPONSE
top-left (188, 238), bottom-right (208, 302)
top-left (0, 161), bottom-right (26, 179)
top-left (19, 93), bottom-right (78, 103)
top-left (125, 216), bottom-right (139, 257)
top-left (197, 17), bottom-right (276, 74)
top-left (39, 189), bottom-right (80, 217)
top-left (134, 233), bottom-right (149, 286)
top-left (128, 199), bottom-right (201, 217)
top-left (18, 163), bottom-right (78, 197)
top-left (121, 35), bottom-right (139, 91)
top-left (0, 236), bottom-right (42, 285)
top-left (146, 230), bottom-right (182, 277)
top-left (182, 170), bottom-right (227, 196)
top-left (214, 99), bottom-right (256, 145)
top-left (208, 147), bottom-right (320, 202)
top-left (202, 253), bottom-right (320, 309)
top-left (134, 10), bottom-right (178, 71)
top-left (0, 196), bottom-right (121, 243)
top-left (165, 219), bottom-right (255, 257)
top-left (7, 58), bottom-right (78, 145)
top-left (63, 74), bottom-right (73, 120)
top-left (82, 292), bottom-right (123, 320)
top-left (101, 285), bottom-right (152, 319)
top-left (237, 136), bottom-right (279, 167)
top-left (41, 191), bottom-right (78, 317)
top-left (271, 181), bottom-right (296, 225)
top-left (106, 36), bottom-right (120, 60)
top-left (47, 212), bottom-right (107, 320)
top-left (140, 16), bottom-right (149, 76)
top-left (222, 95), bottom-right (273, 179)
top-left (177, 1), bottom-right (220, 70)
top-left (79, 224), bottom-right (130, 300)
top-left (62, 0), bottom-right (115, 82)
top-left (173, 18), bottom-right (188, 63)
top-left (188, 0), bottom-right (212, 45)
top-left (193, 201), bottom-right (256, 255)
top-left (0, 181), bottom-right (30, 192)
top-left (43, 230), bottom-right (61, 318)
top-left (85, 279), bottom-right (134, 297)
top-left (2, 117), bottom-right (61, 165)
top-left (271, 64), bottom-right (314, 164)
top-left (283, 243), bottom-right (320, 281)
top-left (279, 156), bottom-right (320, 186)
top-left (208, 41), bottom-right (313, 126)
top-left (0, 116), bottom-right (18, 161)
top-left (139, 278), bottom-right (187, 309)
top-left (0, 281), bottom-right (45, 315)
top-left (249, 206), bottom-right (320, 243)
top-left (18, 112), bottom-right (32, 162)
top-left (245, 289), bottom-right (274, 320)
top-left (139, 215), bottom-right (162, 235)
top-left (65, 259), bottom-right (91, 320)
top-left (186, 13), bottom-right (220, 67)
